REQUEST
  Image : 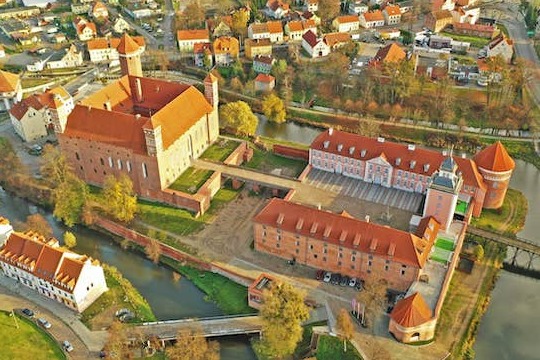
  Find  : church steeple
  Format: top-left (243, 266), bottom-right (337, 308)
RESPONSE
top-left (117, 33), bottom-right (143, 77)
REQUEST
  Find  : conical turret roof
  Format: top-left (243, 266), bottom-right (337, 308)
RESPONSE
top-left (117, 33), bottom-right (141, 55)
top-left (390, 292), bottom-right (432, 327)
top-left (473, 141), bottom-right (515, 172)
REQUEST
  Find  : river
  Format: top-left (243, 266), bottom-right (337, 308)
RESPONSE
top-left (0, 190), bottom-right (256, 360)
top-left (255, 116), bottom-right (540, 359)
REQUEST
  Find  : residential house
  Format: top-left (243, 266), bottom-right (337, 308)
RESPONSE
top-left (90, 1), bottom-right (108, 20)
top-left (284, 19), bottom-right (316, 41)
top-left (433, 0), bottom-right (455, 11)
top-left (253, 55), bottom-right (275, 74)
top-left (254, 74), bottom-right (276, 92)
top-left (302, 30), bottom-right (330, 58)
top-left (268, 21), bottom-right (284, 43)
top-left (424, 10), bottom-right (453, 32)
top-left (9, 87), bottom-right (73, 142)
top-left (213, 36), bottom-right (239, 66)
top-left (359, 11), bottom-right (385, 28)
top-left (332, 15), bottom-right (360, 33)
top-left (46, 45), bottom-right (84, 69)
top-left (52, 33), bottom-right (66, 43)
top-left (87, 36), bottom-right (145, 63)
top-left (112, 16), bottom-right (131, 34)
top-left (452, 22), bottom-right (495, 38)
top-left (378, 28), bottom-right (401, 40)
top-left (301, 11), bottom-right (321, 25)
top-left (451, 6), bottom-right (479, 25)
top-left (245, 38), bottom-right (272, 59)
top-left (177, 29), bottom-right (209, 52)
top-left (0, 69), bottom-right (22, 111)
top-left (252, 198), bottom-right (439, 292)
top-left (71, 2), bottom-right (91, 15)
top-left (0, 226), bottom-right (108, 313)
top-left (0, 6), bottom-right (40, 20)
top-left (383, 5), bottom-right (402, 25)
top-left (304, 0), bottom-right (318, 12)
top-left (248, 21), bottom-right (283, 43)
top-left (266, 0), bottom-right (289, 19)
top-left (193, 42), bottom-right (212, 68)
top-left (414, 52), bottom-right (449, 79)
top-left (74, 17), bottom-right (97, 41)
top-left (248, 273), bottom-right (277, 309)
top-left (211, 20), bottom-right (232, 38)
top-left (348, 1), bottom-right (368, 14)
top-left (485, 34), bottom-right (513, 63)
top-left (369, 43), bottom-right (406, 67)
top-left (323, 32), bottom-right (351, 51)
top-left (56, 34), bottom-right (221, 213)
top-left (429, 35), bottom-right (452, 49)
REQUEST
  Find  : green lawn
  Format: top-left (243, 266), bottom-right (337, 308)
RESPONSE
top-left (455, 200), bottom-right (468, 215)
top-left (315, 335), bottom-right (362, 360)
top-left (471, 188), bottom-right (528, 235)
top-left (200, 139), bottom-right (240, 162)
top-left (439, 32), bottom-right (490, 48)
top-left (168, 168), bottom-right (214, 194)
top-left (244, 145), bottom-right (307, 177)
top-left (0, 311), bottom-right (66, 360)
top-left (81, 264), bottom-right (156, 328)
top-left (161, 258), bottom-right (256, 315)
top-left (436, 238), bottom-right (455, 252)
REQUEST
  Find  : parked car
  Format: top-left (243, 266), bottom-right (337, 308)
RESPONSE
top-left (340, 275), bottom-right (350, 287)
top-left (115, 308), bottom-right (130, 317)
top-left (355, 279), bottom-right (364, 291)
top-left (62, 340), bottom-right (74, 352)
top-left (315, 270), bottom-right (325, 280)
top-left (330, 273), bottom-right (341, 285)
top-left (28, 144), bottom-right (43, 156)
top-left (38, 318), bottom-right (52, 329)
top-left (323, 272), bottom-right (332, 283)
top-left (348, 277), bottom-right (357, 288)
top-left (22, 308), bottom-right (34, 317)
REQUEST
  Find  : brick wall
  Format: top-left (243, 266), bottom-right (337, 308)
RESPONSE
top-left (224, 141), bottom-right (248, 166)
top-left (273, 144), bottom-right (309, 161)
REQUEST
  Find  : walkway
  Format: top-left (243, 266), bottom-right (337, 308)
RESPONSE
top-left (467, 226), bottom-right (540, 256)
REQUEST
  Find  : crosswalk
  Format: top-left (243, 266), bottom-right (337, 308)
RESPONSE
top-left (305, 169), bottom-right (424, 213)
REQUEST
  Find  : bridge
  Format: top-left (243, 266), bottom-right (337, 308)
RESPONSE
top-left (467, 226), bottom-right (540, 269)
top-left (130, 314), bottom-right (263, 341)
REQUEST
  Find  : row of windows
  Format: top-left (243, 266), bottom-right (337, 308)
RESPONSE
top-left (75, 152), bottom-right (148, 178)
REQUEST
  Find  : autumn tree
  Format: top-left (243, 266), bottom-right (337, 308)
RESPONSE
top-left (336, 308), bottom-right (355, 352)
top-left (318, 0), bottom-right (340, 24)
top-left (358, 119), bottom-right (380, 137)
top-left (0, 138), bottom-right (28, 188)
top-left (182, 1), bottom-right (205, 28)
top-left (53, 173), bottom-right (89, 227)
top-left (257, 282), bottom-right (310, 358)
top-left (262, 93), bottom-right (286, 124)
top-left (103, 320), bottom-right (132, 360)
top-left (145, 238), bottom-right (162, 264)
top-left (356, 274), bottom-right (387, 328)
top-left (219, 101), bottom-right (259, 136)
top-left (40, 144), bottom-right (71, 187)
top-left (63, 231), bottom-right (77, 249)
top-left (166, 328), bottom-right (219, 360)
top-left (102, 174), bottom-right (137, 223)
top-left (19, 214), bottom-right (53, 238)
top-left (231, 8), bottom-right (250, 37)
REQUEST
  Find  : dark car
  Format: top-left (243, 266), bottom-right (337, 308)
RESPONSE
top-left (315, 270), bottom-right (325, 280)
top-left (28, 144), bottom-right (43, 156)
top-left (330, 273), bottom-right (341, 285)
top-left (22, 308), bottom-right (34, 317)
top-left (355, 279), bottom-right (364, 291)
top-left (340, 275), bottom-right (350, 287)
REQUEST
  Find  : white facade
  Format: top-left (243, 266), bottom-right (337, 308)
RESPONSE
top-left (333, 18), bottom-right (360, 33)
top-left (10, 106), bottom-right (50, 141)
top-left (360, 13), bottom-right (385, 28)
top-left (302, 38), bottom-right (330, 58)
top-left (349, 1), bottom-right (368, 14)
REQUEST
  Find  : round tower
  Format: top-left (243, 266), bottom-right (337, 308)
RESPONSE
top-left (473, 142), bottom-right (515, 209)
top-left (117, 33), bottom-right (143, 77)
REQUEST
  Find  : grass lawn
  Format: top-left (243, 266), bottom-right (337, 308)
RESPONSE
top-left (0, 311), bottom-right (66, 360)
top-left (81, 264), bottom-right (156, 328)
top-left (161, 258), bottom-right (256, 315)
top-left (244, 145), bottom-right (307, 177)
top-left (315, 335), bottom-right (362, 360)
top-left (436, 238), bottom-right (455, 251)
top-left (439, 32), bottom-right (490, 48)
top-left (471, 188), bottom-right (528, 235)
top-left (168, 168), bottom-right (214, 194)
top-left (455, 200), bottom-right (468, 215)
top-left (21, 77), bottom-right (54, 88)
top-left (200, 139), bottom-right (240, 162)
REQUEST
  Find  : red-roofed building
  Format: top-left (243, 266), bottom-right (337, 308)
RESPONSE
top-left (253, 199), bottom-right (439, 291)
top-left (177, 29), bottom-right (209, 52)
top-left (248, 273), bottom-right (278, 309)
top-left (302, 30), bottom-right (330, 58)
top-left (424, 10), bottom-right (453, 32)
top-left (89, 1), bottom-right (108, 20)
top-left (73, 17), bottom-right (97, 41)
top-left (193, 42), bottom-right (213, 68)
top-left (0, 227), bottom-right (108, 312)
top-left (452, 22), bottom-right (495, 38)
top-left (383, 5), bottom-right (402, 25)
top-left (266, 0), bottom-right (289, 19)
top-left (0, 69), bottom-right (22, 111)
top-left (213, 36), bottom-right (240, 66)
top-left (254, 73), bottom-right (276, 92)
top-left (389, 292), bottom-right (436, 342)
top-left (360, 10), bottom-right (385, 28)
top-left (486, 34), bottom-right (514, 63)
top-left (87, 36), bottom-right (146, 63)
top-left (56, 34), bottom-right (221, 214)
top-left (369, 43), bottom-right (406, 68)
top-left (285, 20), bottom-right (317, 41)
top-left (332, 15), bottom-right (360, 33)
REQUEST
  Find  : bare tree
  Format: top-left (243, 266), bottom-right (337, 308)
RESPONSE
top-left (145, 238), bottom-right (162, 264)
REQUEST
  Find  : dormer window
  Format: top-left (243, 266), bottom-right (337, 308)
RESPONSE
top-left (410, 160), bottom-right (416, 169)
top-left (395, 158), bottom-right (401, 166)
top-left (337, 144), bottom-right (343, 152)
top-left (323, 141), bottom-right (330, 149)
top-left (360, 149), bottom-right (367, 157)
top-left (424, 164), bottom-right (430, 172)
top-left (349, 146), bottom-right (355, 155)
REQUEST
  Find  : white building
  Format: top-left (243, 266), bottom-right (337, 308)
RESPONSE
top-left (177, 29), bottom-right (209, 52)
top-left (332, 15), bottom-right (360, 33)
top-left (383, 5), bottom-right (402, 25)
top-left (360, 10), bottom-right (385, 28)
top-left (248, 21), bottom-right (284, 43)
top-left (112, 16), bottom-right (131, 34)
top-left (302, 30), bottom-right (330, 58)
top-left (0, 70), bottom-right (22, 111)
top-left (46, 45), bottom-right (84, 70)
top-left (266, 0), bottom-right (289, 19)
top-left (0, 224), bottom-right (108, 313)
top-left (87, 36), bottom-right (146, 63)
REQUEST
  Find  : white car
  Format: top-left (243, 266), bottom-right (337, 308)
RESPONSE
top-left (349, 277), bottom-right (357, 288)
top-left (323, 272), bottom-right (332, 283)
top-left (38, 318), bottom-right (52, 329)
top-left (62, 340), bottom-right (74, 352)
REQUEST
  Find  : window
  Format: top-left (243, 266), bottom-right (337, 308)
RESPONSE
top-left (75, 152), bottom-right (80, 161)
top-left (142, 163), bottom-right (148, 178)
top-left (351, 256), bottom-right (356, 262)
top-left (401, 269), bottom-right (406, 276)
top-left (385, 265), bottom-right (389, 271)
top-left (338, 261), bottom-right (342, 266)
top-left (351, 265), bottom-right (355, 270)
top-left (117, 159), bottom-right (122, 170)
top-left (309, 244), bottom-right (314, 250)
top-left (295, 249), bottom-right (299, 254)
top-left (314, 254), bottom-right (318, 259)
top-left (262, 231), bottom-right (266, 237)
top-left (323, 256), bottom-right (327, 262)
top-left (127, 160), bottom-right (132, 172)
top-left (100, 158), bottom-right (104, 166)
top-left (338, 253), bottom-right (343, 258)
top-left (108, 157), bottom-right (113, 168)
top-left (323, 248), bottom-right (328, 254)
top-left (295, 241), bottom-right (300, 246)
top-left (276, 243), bottom-right (280, 248)
top-left (368, 260), bottom-right (372, 267)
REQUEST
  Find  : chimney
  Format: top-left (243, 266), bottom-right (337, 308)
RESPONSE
top-left (365, 215), bottom-right (370, 223)
top-left (329, 127), bottom-right (334, 136)
top-left (103, 100), bottom-right (111, 111)
top-left (135, 78), bottom-right (143, 102)
top-left (135, 113), bottom-right (141, 120)
top-left (461, 153), bottom-right (467, 158)
top-left (317, 203), bottom-right (321, 210)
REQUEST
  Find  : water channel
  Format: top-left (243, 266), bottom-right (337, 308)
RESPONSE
top-left (0, 190), bottom-right (256, 360)
top-left (255, 116), bottom-right (540, 358)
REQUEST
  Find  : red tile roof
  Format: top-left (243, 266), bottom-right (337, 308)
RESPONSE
top-left (177, 29), bottom-right (209, 41)
top-left (473, 141), bottom-right (515, 172)
top-left (0, 70), bottom-right (20, 93)
top-left (384, 5), bottom-right (401, 16)
top-left (255, 74), bottom-right (275, 83)
top-left (323, 32), bottom-right (351, 47)
top-left (267, 0), bottom-right (289, 12)
top-left (213, 36), bottom-right (239, 55)
top-left (373, 43), bottom-right (406, 63)
top-left (390, 292), bottom-right (432, 327)
top-left (9, 87), bottom-right (70, 120)
top-left (363, 10), bottom-right (384, 22)
top-left (267, 21), bottom-right (283, 34)
top-left (335, 15), bottom-right (360, 24)
top-left (117, 33), bottom-right (141, 55)
top-left (311, 129), bottom-right (486, 189)
top-left (453, 22), bottom-right (495, 33)
top-left (302, 29), bottom-right (318, 47)
top-left (253, 198), bottom-right (434, 267)
top-left (87, 36), bottom-right (145, 50)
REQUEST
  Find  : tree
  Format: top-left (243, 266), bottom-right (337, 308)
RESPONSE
top-left (262, 93), bottom-right (286, 124)
top-left (258, 282), bottom-right (310, 358)
top-left (19, 214), bottom-right (53, 238)
top-left (53, 173), bottom-right (89, 227)
top-left (355, 274), bottom-right (387, 328)
top-left (40, 144), bottom-right (71, 187)
top-left (103, 320), bottom-right (132, 360)
top-left (231, 8), bottom-right (250, 37)
top-left (336, 308), bottom-right (355, 352)
top-left (145, 238), bottom-right (161, 264)
top-left (270, 59), bottom-right (287, 78)
top-left (102, 174), bottom-right (137, 223)
top-left (166, 328), bottom-right (219, 360)
top-left (219, 101), bottom-right (259, 136)
top-left (358, 119), bottom-right (380, 137)
top-left (182, 1), bottom-right (205, 28)
top-left (318, 0), bottom-right (340, 24)
top-left (474, 244), bottom-right (485, 262)
top-left (63, 231), bottom-right (77, 249)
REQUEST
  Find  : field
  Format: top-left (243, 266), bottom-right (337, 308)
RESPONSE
top-left (200, 139), bottom-right (240, 162)
top-left (168, 168), bottom-right (214, 194)
top-left (0, 311), bottom-right (66, 360)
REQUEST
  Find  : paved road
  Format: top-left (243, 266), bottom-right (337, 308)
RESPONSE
top-left (0, 275), bottom-right (107, 358)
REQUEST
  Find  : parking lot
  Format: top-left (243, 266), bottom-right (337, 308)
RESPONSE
top-left (305, 169), bottom-right (424, 213)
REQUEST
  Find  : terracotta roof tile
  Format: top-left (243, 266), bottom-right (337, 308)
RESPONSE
top-left (431, 10), bottom-right (452, 20)
top-left (384, 5), bottom-right (401, 16)
top-left (255, 74), bottom-right (275, 83)
top-left (302, 29), bottom-right (318, 47)
top-left (267, 0), bottom-right (289, 12)
top-left (390, 292), bottom-right (432, 327)
top-left (287, 20), bottom-right (303, 32)
top-left (363, 10), bottom-right (385, 22)
top-left (473, 141), bottom-right (515, 172)
top-left (55, 257), bottom-right (84, 289)
top-left (335, 15), bottom-right (360, 24)
top-left (177, 29), bottom-right (209, 41)
top-left (254, 199), bottom-right (432, 267)
top-left (9, 87), bottom-right (69, 120)
top-left (213, 36), bottom-right (239, 55)
top-left (453, 22), bottom-right (494, 33)
top-left (245, 38), bottom-right (272, 47)
top-left (267, 21), bottom-right (283, 34)
top-left (0, 70), bottom-right (20, 93)
top-left (323, 32), bottom-right (351, 47)
top-left (373, 43), bottom-right (406, 63)
top-left (117, 33), bottom-right (141, 54)
top-left (250, 23), bottom-right (269, 34)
